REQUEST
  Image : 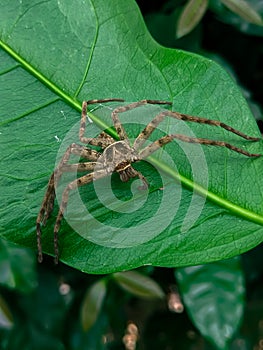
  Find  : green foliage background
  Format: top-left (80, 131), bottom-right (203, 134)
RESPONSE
top-left (0, 0), bottom-right (263, 349)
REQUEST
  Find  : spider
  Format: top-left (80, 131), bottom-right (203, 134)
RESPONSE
top-left (36, 98), bottom-right (261, 263)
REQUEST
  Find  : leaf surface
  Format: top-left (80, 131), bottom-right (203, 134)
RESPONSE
top-left (0, 0), bottom-right (263, 273)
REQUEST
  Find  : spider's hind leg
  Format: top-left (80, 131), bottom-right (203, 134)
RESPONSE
top-left (133, 109), bottom-right (261, 151)
top-left (53, 168), bottom-right (108, 263)
top-left (80, 100), bottom-right (124, 146)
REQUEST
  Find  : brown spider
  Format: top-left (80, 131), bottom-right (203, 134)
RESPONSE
top-left (36, 98), bottom-right (261, 263)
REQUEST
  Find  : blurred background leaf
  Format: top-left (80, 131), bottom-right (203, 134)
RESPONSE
top-left (176, 257), bottom-right (245, 349)
top-left (176, 0), bottom-right (209, 38)
top-left (0, 238), bottom-right (37, 293)
top-left (220, 0), bottom-right (263, 26)
top-left (0, 294), bottom-right (13, 330)
top-left (81, 279), bottom-right (107, 332)
top-left (113, 271), bottom-right (165, 299)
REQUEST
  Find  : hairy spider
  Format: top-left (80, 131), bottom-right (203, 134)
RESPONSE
top-left (36, 98), bottom-right (261, 263)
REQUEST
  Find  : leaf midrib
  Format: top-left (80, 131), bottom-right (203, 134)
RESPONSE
top-left (1, 40), bottom-right (263, 227)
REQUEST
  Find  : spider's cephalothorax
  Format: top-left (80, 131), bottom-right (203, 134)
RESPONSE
top-left (97, 140), bottom-right (144, 185)
top-left (36, 98), bottom-right (261, 263)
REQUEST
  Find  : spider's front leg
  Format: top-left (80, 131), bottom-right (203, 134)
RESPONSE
top-left (36, 143), bottom-right (100, 263)
top-left (36, 173), bottom-right (56, 262)
top-left (53, 169), bottom-right (108, 264)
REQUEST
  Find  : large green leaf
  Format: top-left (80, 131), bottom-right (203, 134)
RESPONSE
top-left (0, 0), bottom-right (262, 273)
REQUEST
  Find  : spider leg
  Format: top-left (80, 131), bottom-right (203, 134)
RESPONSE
top-left (36, 173), bottom-right (55, 262)
top-left (86, 98), bottom-right (125, 105)
top-left (111, 100), bottom-right (171, 141)
top-left (80, 100), bottom-right (124, 147)
top-left (133, 110), bottom-right (260, 151)
top-left (42, 160), bottom-right (101, 221)
top-left (139, 134), bottom-right (261, 160)
top-left (60, 162), bottom-right (102, 173)
top-left (175, 111), bottom-right (261, 141)
top-left (54, 143), bottom-right (100, 185)
top-left (53, 169), bottom-right (108, 263)
top-left (136, 171), bottom-right (149, 190)
top-left (36, 143), bottom-right (100, 262)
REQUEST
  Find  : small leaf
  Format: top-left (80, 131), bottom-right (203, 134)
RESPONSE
top-left (177, 0), bottom-right (209, 38)
top-left (0, 238), bottom-right (37, 293)
top-left (221, 0), bottom-right (263, 26)
top-left (0, 294), bottom-right (13, 329)
top-left (113, 271), bottom-right (164, 299)
top-left (81, 279), bottom-right (107, 332)
top-left (175, 257), bottom-right (245, 350)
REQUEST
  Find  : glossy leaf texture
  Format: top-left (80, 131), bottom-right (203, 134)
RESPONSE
top-left (175, 258), bottom-right (245, 349)
top-left (0, 0), bottom-right (263, 273)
